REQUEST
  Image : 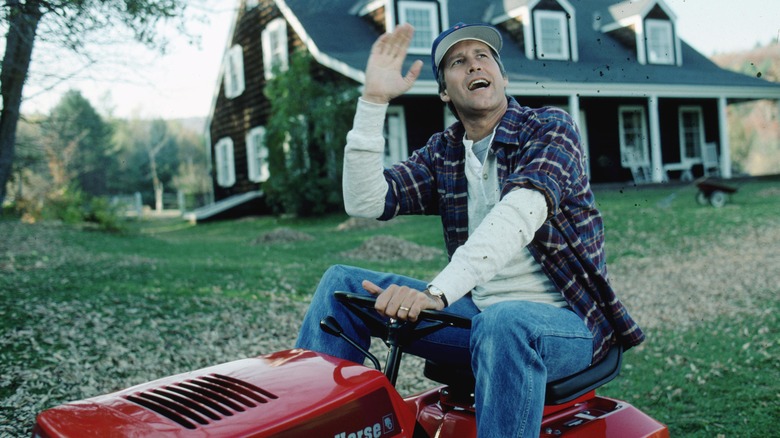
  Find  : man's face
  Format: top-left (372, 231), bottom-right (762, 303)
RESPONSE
top-left (439, 40), bottom-right (508, 119)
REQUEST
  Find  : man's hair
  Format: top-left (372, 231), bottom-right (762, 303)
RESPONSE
top-left (437, 48), bottom-right (507, 122)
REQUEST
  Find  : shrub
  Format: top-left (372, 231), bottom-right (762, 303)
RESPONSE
top-left (263, 52), bottom-right (359, 216)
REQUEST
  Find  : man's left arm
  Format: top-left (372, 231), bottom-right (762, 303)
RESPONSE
top-left (428, 188), bottom-right (548, 305)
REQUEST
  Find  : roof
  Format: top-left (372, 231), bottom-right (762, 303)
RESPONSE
top-left (276, 0), bottom-right (780, 100)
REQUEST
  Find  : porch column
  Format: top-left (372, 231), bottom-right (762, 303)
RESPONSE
top-left (718, 96), bottom-right (732, 178)
top-left (568, 94), bottom-right (589, 176)
top-left (648, 95), bottom-right (664, 182)
top-left (568, 94), bottom-right (581, 127)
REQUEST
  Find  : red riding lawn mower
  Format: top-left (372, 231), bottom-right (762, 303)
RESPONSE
top-left (33, 292), bottom-right (669, 437)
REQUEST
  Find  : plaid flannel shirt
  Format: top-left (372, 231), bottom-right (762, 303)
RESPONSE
top-left (379, 97), bottom-right (644, 362)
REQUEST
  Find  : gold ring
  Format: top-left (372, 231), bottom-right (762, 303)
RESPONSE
top-left (399, 306), bottom-right (410, 312)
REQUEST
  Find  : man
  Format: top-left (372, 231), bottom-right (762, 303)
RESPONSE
top-left (296, 22), bottom-right (644, 437)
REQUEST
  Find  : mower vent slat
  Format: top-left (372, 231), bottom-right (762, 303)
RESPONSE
top-left (211, 373), bottom-right (279, 400)
top-left (125, 394), bottom-right (198, 430)
top-left (152, 388), bottom-right (222, 421)
top-left (183, 380), bottom-right (245, 412)
top-left (165, 384), bottom-right (233, 416)
top-left (124, 374), bottom-right (279, 429)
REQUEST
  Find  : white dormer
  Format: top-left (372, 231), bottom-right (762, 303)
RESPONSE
top-left (487, 0), bottom-right (578, 62)
top-left (602, 0), bottom-right (682, 66)
top-left (353, 0), bottom-right (449, 55)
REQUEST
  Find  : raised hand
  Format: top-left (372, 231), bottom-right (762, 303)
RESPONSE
top-left (361, 23), bottom-right (424, 105)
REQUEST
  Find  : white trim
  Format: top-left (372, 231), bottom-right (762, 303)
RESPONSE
top-left (215, 137), bottom-right (236, 187)
top-left (397, 1), bottom-right (439, 55)
top-left (352, 0), bottom-right (385, 16)
top-left (206, 0), bottom-right (241, 127)
top-left (439, 0), bottom-right (449, 32)
top-left (246, 126), bottom-right (270, 183)
top-left (564, 94), bottom-right (590, 177)
top-left (645, 19), bottom-right (674, 65)
top-left (224, 44), bottom-right (246, 99)
top-left (406, 79), bottom-right (780, 101)
top-left (648, 96), bottom-right (663, 182)
top-left (533, 10), bottom-right (570, 61)
top-left (384, 106), bottom-right (408, 166)
top-left (262, 17), bottom-right (290, 80)
top-left (444, 106), bottom-right (458, 130)
top-left (385, 0), bottom-right (396, 32)
top-left (718, 97), bottom-right (732, 178)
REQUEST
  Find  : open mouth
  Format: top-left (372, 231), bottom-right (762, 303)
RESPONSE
top-left (468, 79), bottom-right (491, 91)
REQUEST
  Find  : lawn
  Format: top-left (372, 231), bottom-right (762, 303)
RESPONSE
top-left (1, 176), bottom-right (778, 437)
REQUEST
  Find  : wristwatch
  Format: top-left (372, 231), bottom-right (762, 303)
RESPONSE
top-left (425, 285), bottom-right (449, 308)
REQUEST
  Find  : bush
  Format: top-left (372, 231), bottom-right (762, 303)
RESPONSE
top-left (40, 186), bottom-right (125, 231)
top-left (263, 52), bottom-right (359, 216)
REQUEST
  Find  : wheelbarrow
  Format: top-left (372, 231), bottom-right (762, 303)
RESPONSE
top-left (696, 178), bottom-right (738, 208)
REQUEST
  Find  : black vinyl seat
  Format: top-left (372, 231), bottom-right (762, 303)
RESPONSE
top-left (423, 345), bottom-right (623, 405)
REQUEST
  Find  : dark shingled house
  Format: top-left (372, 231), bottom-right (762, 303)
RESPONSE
top-left (197, 0), bottom-right (780, 219)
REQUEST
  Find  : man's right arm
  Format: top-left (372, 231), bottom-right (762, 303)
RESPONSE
top-left (344, 23), bottom-right (423, 218)
top-left (342, 98), bottom-right (390, 219)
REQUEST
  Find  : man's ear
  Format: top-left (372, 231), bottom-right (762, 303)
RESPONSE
top-left (439, 89), bottom-right (450, 103)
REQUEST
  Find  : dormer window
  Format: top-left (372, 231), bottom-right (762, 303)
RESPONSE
top-left (645, 19), bottom-right (674, 64)
top-left (489, 0), bottom-right (577, 62)
top-left (262, 18), bottom-right (289, 80)
top-left (534, 10), bottom-right (570, 60)
top-left (397, 1), bottom-right (440, 54)
top-left (603, 1), bottom-right (681, 65)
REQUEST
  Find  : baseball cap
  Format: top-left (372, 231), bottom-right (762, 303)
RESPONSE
top-left (431, 22), bottom-right (503, 78)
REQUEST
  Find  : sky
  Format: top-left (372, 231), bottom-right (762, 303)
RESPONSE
top-left (15, 0), bottom-right (780, 120)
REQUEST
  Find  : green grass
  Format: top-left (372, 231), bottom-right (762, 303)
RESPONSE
top-left (2, 176), bottom-right (779, 436)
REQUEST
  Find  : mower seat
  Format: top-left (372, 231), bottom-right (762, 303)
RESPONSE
top-left (423, 345), bottom-right (623, 405)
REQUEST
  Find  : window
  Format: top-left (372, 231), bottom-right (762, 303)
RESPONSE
top-left (223, 45), bottom-right (245, 99)
top-left (534, 10), bottom-right (570, 60)
top-left (214, 137), bottom-right (236, 187)
top-left (383, 107), bottom-right (408, 167)
top-left (262, 18), bottom-right (289, 80)
top-left (679, 107), bottom-right (704, 162)
top-left (645, 19), bottom-right (674, 65)
top-left (397, 1), bottom-right (439, 55)
top-left (618, 106), bottom-right (649, 167)
top-left (246, 127), bottom-right (270, 183)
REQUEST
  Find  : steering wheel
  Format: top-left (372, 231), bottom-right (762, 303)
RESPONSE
top-left (334, 291), bottom-right (471, 335)
top-left (330, 291), bottom-right (471, 384)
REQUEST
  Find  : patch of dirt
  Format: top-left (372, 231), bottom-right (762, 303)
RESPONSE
top-left (339, 235), bottom-right (444, 262)
top-left (250, 227), bottom-right (314, 245)
top-left (336, 217), bottom-right (390, 232)
top-left (610, 224), bottom-right (780, 332)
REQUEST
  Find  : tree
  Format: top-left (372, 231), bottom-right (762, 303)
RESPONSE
top-left (112, 116), bottom-right (198, 209)
top-left (42, 89), bottom-right (113, 195)
top-left (263, 52), bottom-right (359, 216)
top-left (0, 0), bottom-right (192, 206)
top-left (145, 119), bottom-right (177, 212)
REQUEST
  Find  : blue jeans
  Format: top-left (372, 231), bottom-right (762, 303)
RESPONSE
top-left (295, 265), bottom-right (593, 438)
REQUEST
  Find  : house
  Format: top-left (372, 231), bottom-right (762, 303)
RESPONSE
top-left (201, 0), bottom-right (780, 218)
